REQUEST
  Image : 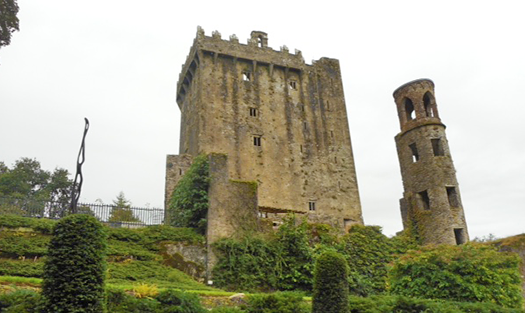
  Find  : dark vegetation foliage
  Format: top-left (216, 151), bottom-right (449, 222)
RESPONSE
top-left (388, 243), bottom-right (524, 308)
top-left (1, 212), bottom-right (524, 311)
top-left (0, 214), bottom-right (208, 290)
top-left (348, 295), bottom-right (525, 313)
top-left (3, 289), bottom-right (523, 313)
top-left (108, 191), bottom-right (141, 223)
top-left (0, 158), bottom-right (73, 217)
top-left (242, 292), bottom-right (310, 313)
top-left (212, 218), bottom-right (523, 309)
top-left (41, 214), bottom-right (107, 313)
top-left (312, 251), bottom-right (349, 313)
top-left (168, 154), bottom-right (209, 234)
top-left (212, 219), bottom-right (412, 295)
top-left (212, 216), bottom-right (314, 291)
top-left (0, 0), bottom-right (19, 48)
top-left (107, 288), bottom-right (207, 313)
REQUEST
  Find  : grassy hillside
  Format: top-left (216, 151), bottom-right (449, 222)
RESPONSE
top-left (0, 214), bottom-right (214, 291)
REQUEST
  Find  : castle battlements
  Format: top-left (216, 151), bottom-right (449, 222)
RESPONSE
top-left (177, 27), bottom-right (310, 107)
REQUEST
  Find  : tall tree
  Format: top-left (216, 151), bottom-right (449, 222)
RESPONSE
top-left (108, 191), bottom-right (140, 223)
top-left (0, 158), bottom-right (73, 216)
top-left (0, 0), bottom-right (20, 48)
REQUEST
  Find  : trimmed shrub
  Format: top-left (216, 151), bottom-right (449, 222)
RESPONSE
top-left (389, 243), bottom-right (524, 309)
top-left (312, 251), bottom-right (349, 313)
top-left (41, 214), bottom-right (107, 313)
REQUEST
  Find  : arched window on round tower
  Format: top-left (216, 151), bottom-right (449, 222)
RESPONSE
top-left (423, 92), bottom-right (437, 118)
top-left (404, 98), bottom-right (415, 121)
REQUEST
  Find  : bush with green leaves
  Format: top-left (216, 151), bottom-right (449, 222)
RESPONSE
top-left (312, 251), bottom-right (349, 313)
top-left (41, 214), bottom-right (107, 313)
top-left (106, 288), bottom-right (208, 313)
top-left (168, 154), bottom-right (209, 234)
top-left (348, 295), bottom-right (525, 313)
top-left (337, 225), bottom-right (416, 296)
top-left (213, 218), bottom-right (410, 294)
top-left (213, 216), bottom-right (314, 292)
top-left (0, 289), bottom-right (42, 312)
top-left (388, 243), bottom-right (524, 309)
top-left (243, 292), bottom-right (310, 313)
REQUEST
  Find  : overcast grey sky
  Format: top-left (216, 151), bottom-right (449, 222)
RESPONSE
top-left (1, 0), bottom-right (524, 239)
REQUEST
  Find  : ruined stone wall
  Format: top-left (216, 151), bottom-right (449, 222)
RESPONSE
top-left (173, 28), bottom-right (363, 231)
top-left (394, 79), bottom-right (469, 245)
top-left (206, 153), bottom-right (259, 274)
top-left (164, 154), bottom-right (193, 217)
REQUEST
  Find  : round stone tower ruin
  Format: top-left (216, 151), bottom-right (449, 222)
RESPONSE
top-left (393, 79), bottom-right (469, 245)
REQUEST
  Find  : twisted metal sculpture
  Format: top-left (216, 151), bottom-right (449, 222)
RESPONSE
top-left (69, 118), bottom-right (89, 214)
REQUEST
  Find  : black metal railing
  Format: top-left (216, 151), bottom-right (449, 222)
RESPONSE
top-left (0, 197), bottom-right (164, 228)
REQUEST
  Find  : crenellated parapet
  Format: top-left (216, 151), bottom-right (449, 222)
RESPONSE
top-left (176, 27), bottom-right (306, 107)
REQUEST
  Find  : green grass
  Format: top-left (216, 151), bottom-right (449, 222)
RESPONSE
top-left (0, 275), bottom-right (42, 285)
top-left (0, 215), bottom-right (212, 294)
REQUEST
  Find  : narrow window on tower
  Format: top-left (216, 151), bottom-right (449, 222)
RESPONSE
top-left (446, 186), bottom-right (460, 207)
top-left (289, 80), bottom-right (297, 90)
top-left (405, 98), bottom-right (415, 121)
top-left (431, 138), bottom-right (444, 156)
top-left (409, 143), bottom-right (419, 162)
top-left (242, 71), bottom-right (251, 82)
top-left (249, 107), bottom-right (258, 117)
top-left (308, 201), bottom-right (316, 211)
top-left (418, 190), bottom-right (430, 210)
top-left (253, 136), bottom-right (261, 147)
top-left (423, 92), bottom-right (435, 117)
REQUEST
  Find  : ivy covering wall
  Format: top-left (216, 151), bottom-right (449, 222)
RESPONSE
top-left (167, 155), bottom-right (209, 234)
top-left (212, 217), bottom-right (524, 309)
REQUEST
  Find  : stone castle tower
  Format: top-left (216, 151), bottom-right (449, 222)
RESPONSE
top-left (165, 27), bottom-right (363, 236)
top-left (394, 79), bottom-right (469, 245)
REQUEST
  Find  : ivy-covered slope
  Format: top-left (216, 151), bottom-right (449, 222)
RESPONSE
top-left (0, 214), bottom-right (210, 290)
top-left (212, 216), bottom-right (524, 309)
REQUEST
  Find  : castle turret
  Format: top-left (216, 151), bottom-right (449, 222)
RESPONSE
top-left (394, 79), bottom-right (469, 245)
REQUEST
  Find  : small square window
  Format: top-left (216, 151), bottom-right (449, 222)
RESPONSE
top-left (250, 108), bottom-right (258, 117)
top-left (253, 136), bottom-right (261, 147)
top-left (242, 72), bottom-right (251, 81)
top-left (289, 80), bottom-right (297, 89)
top-left (308, 201), bottom-right (316, 211)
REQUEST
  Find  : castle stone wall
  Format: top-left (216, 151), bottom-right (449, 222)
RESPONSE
top-left (171, 28), bottom-right (363, 231)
